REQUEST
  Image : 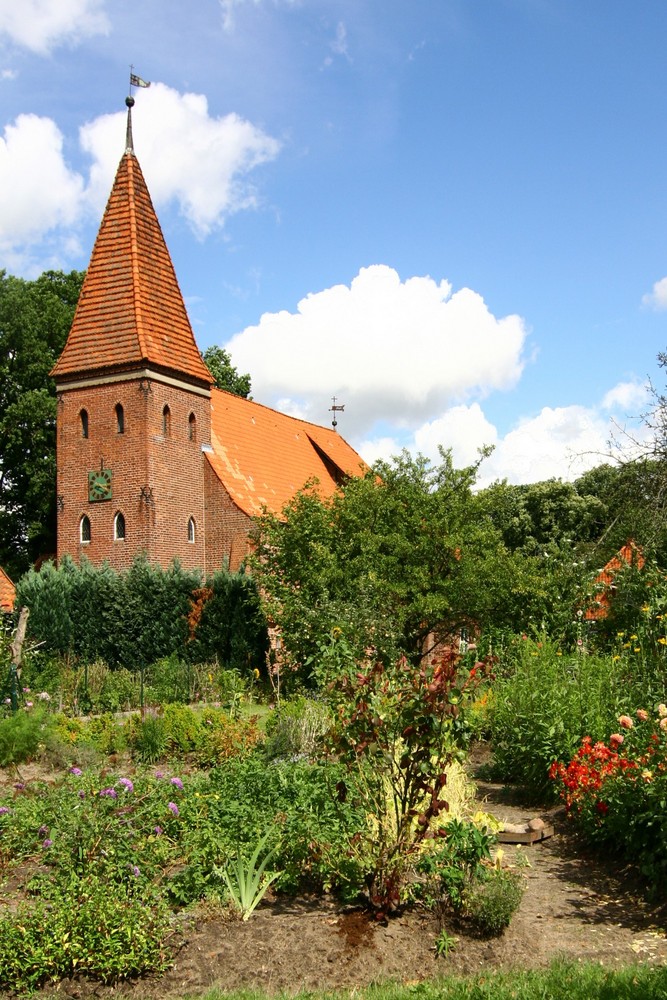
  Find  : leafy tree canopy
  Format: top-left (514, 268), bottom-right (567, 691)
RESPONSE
top-left (0, 269), bottom-right (85, 578)
top-left (203, 345), bottom-right (252, 398)
top-left (251, 448), bottom-right (554, 676)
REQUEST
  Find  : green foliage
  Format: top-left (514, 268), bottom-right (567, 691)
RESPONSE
top-left (489, 634), bottom-right (664, 799)
top-left (0, 707), bottom-right (51, 765)
top-left (203, 344), bottom-right (252, 398)
top-left (253, 449), bottom-right (537, 676)
top-left (0, 269), bottom-right (85, 576)
top-left (550, 708), bottom-right (667, 888)
top-left (463, 867), bottom-right (524, 935)
top-left (217, 829), bottom-right (281, 920)
top-left (17, 556), bottom-right (268, 672)
top-left (316, 635), bottom-right (491, 915)
top-left (0, 876), bottom-right (171, 991)
top-left (414, 818), bottom-right (494, 911)
top-left (264, 696), bottom-right (331, 760)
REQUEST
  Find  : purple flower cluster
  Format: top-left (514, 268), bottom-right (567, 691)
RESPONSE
top-left (69, 767), bottom-right (83, 776)
top-left (167, 802), bottom-right (179, 816)
top-left (0, 806), bottom-right (11, 816)
top-left (118, 777), bottom-right (134, 793)
top-left (99, 787), bottom-right (118, 799)
top-left (170, 777), bottom-right (184, 790)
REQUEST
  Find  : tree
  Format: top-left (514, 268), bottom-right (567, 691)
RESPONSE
top-left (0, 269), bottom-right (85, 577)
top-left (203, 345), bottom-right (252, 398)
top-left (251, 448), bottom-right (539, 676)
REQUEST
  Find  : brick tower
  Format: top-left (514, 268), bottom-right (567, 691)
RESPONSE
top-left (51, 97), bottom-right (213, 572)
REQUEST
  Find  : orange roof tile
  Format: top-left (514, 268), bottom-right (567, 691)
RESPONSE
top-left (585, 542), bottom-right (644, 621)
top-left (52, 149), bottom-right (211, 386)
top-left (0, 566), bottom-right (15, 613)
top-left (207, 388), bottom-right (367, 517)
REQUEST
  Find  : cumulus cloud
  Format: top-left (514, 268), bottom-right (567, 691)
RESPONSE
top-left (80, 83), bottom-right (281, 237)
top-left (219, 0), bottom-right (298, 32)
top-left (0, 113), bottom-right (84, 271)
top-left (355, 385), bottom-right (654, 487)
top-left (0, 0), bottom-right (109, 55)
top-left (0, 83), bottom-right (280, 270)
top-left (227, 264), bottom-right (528, 435)
top-left (642, 276), bottom-right (667, 311)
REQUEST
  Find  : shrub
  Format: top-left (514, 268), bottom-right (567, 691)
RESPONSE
top-left (264, 696), bottom-right (331, 760)
top-left (550, 706), bottom-right (667, 887)
top-left (0, 708), bottom-right (51, 766)
top-left (464, 867), bottom-right (524, 934)
top-left (413, 818), bottom-right (495, 911)
top-left (195, 711), bottom-right (263, 767)
top-left (125, 711), bottom-right (168, 763)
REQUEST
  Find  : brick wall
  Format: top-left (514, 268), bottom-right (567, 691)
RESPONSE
top-left (57, 374), bottom-right (211, 573)
top-left (203, 460), bottom-right (253, 574)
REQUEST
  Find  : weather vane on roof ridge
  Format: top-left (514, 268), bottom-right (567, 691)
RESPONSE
top-left (329, 396), bottom-right (345, 432)
top-left (125, 67), bottom-right (151, 153)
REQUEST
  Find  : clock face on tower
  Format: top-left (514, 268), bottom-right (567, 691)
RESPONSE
top-left (88, 468), bottom-right (113, 502)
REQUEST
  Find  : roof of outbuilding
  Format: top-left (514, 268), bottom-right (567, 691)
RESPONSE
top-left (0, 567), bottom-right (15, 613)
top-left (207, 388), bottom-right (368, 517)
top-left (51, 145), bottom-right (212, 386)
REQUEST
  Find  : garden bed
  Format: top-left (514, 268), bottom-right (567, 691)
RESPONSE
top-left (3, 765), bottom-right (666, 1000)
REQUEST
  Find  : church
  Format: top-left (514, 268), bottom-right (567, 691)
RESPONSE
top-left (51, 97), bottom-right (365, 575)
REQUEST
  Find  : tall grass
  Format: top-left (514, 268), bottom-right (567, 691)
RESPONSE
top-left (489, 634), bottom-right (665, 799)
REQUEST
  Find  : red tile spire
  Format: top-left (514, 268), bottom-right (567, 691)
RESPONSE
top-left (52, 98), bottom-right (212, 387)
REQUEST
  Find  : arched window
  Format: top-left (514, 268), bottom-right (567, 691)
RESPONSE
top-left (187, 517), bottom-right (196, 544)
top-left (114, 512), bottom-right (126, 540)
top-left (188, 412), bottom-right (196, 441)
top-left (115, 403), bottom-right (125, 434)
top-left (80, 409), bottom-right (89, 439)
top-left (80, 515), bottom-right (91, 544)
top-left (162, 404), bottom-right (171, 437)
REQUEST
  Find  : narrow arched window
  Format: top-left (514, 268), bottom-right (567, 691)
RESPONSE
top-left (114, 512), bottom-right (126, 540)
top-left (115, 403), bottom-right (125, 434)
top-left (188, 412), bottom-right (196, 441)
top-left (162, 404), bottom-right (171, 437)
top-left (80, 515), bottom-right (91, 544)
top-left (187, 517), bottom-right (196, 544)
top-left (80, 409), bottom-right (89, 439)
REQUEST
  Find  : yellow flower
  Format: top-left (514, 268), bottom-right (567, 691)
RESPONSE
top-left (623, 642), bottom-right (630, 648)
top-left (630, 634), bottom-right (638, 640)
top-left (612, 655), bottom-right (620, 661)
top-left (641, 605), bottom-right (650, 613)
top-left (641, 770), bottom-right (653, 782)
top-left (556, 651), bottom-right (563, 657)
top-left (634, 648), bottom-right (641, 653)
top-left (658, 637), bottom-right (667, 646)
top-left (616, 632), bottom-right (625, 638)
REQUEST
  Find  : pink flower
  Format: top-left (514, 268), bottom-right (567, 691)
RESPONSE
top-left (658, 704), bottom-right (667, 718)
top-left (618, 715), bottom-right (634, 729)
top-left (636, 709), bottom-right (649, 722)
top-left (609, 733), bottom-right (624, 748)
top-left (660, 717), bottom-right (667, 732)
top-left (167, 802), bottom-right (179, 816)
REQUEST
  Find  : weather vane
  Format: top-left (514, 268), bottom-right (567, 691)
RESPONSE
top-left (128, 66), bottom-right (151, 96)
top-left (329, 396), bottom-right (345, 431)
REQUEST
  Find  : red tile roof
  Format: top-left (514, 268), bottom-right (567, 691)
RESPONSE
top-left (207, 388), bottom-right (368, 517)
top-left (585, 542), bottom-right (645, 621)
top-left (0, 566), bottom-right (15, 612)
top-left (51, 151), bottom-right (211, 386)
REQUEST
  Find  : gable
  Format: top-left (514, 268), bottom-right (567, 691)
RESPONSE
top-left (206, 388), bottom-right (367, 517)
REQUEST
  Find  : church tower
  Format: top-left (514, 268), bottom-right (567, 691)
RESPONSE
top-left (52, 97), bottom-right (213, 572)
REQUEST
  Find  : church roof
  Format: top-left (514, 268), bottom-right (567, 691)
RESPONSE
top-left (51, 136), bottom-right (211, 386)
top-left (207, 388), bottom-right (368, 517)
top-left (0, 566), bottom-right (15, 613)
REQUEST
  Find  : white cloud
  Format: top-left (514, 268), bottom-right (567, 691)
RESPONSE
top-left (601, 380), bottom-right (649, 412)
top-left (0, 0), bottom-right (109, 55)
top-left (642, 276), bottom-right (667, 311)
top-left (219, 0), bottom-right (299, 32)
top-left (0, 113), bottom-right (84, 270)
top-left (227, 264), bottom-right (528, 435)
top-left (355, 383), bottom-right (654, 487)
top-left (80, 83), bottom-right (281, 237)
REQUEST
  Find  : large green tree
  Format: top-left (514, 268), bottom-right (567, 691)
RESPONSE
top-left (0, 269), bottom-right (84, 577)
top-left (251, 449), bottom-right (543, 675)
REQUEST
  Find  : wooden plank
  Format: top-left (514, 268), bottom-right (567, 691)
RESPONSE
top-left (497, 823), bottom-right (554, 845)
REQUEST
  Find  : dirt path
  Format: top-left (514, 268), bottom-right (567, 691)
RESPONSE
top-left (31, 777), bottom-right (667, 1000)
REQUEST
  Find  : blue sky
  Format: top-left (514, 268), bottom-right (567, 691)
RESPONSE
top-left (0, 0), bottom-right (665, 484)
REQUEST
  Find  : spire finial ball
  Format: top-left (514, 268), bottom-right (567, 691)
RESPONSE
top-left (125, 96), bottom-right (135, 109)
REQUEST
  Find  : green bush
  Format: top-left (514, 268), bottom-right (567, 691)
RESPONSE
top-left (413, 818), bottom-right (495, 911)
top-left (264, 696), bottom-right (331, 760)
top-left (489, 634), bottom-right (663, 799)
top-left (0, 708), bottom-right (51, 766)
top-left (464, 867), bottom-right (524, 934)
top-left (125, 711), bottom-right (167, 763)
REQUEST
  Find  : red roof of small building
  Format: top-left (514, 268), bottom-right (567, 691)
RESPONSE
top-left (585, 542), bottom-right (645, 621)
top-left (51, 147), bottom-right (211, 386)
top-left (0, 567), bottom-right (15, 612)
top-left (207, 388), bottom-right (368, 517)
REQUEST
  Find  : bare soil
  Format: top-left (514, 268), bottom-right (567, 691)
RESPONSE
top-left (3, 760), bottom-right (667, 998)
